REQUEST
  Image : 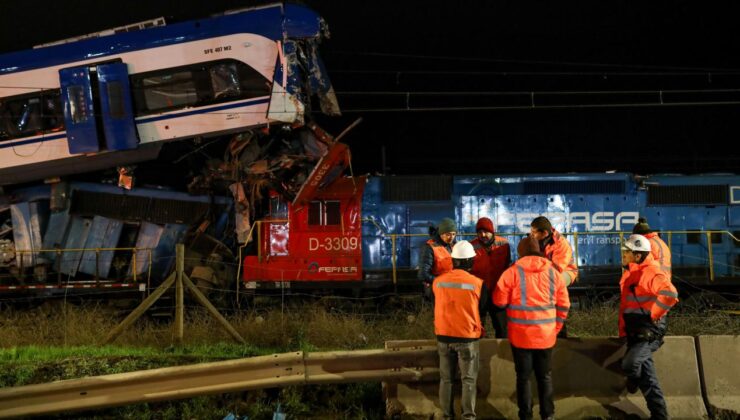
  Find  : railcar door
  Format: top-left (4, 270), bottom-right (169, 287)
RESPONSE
top-left (96, 63), bottom-right (138, 151)
top-left (59, 62), bottom-right (138, 155)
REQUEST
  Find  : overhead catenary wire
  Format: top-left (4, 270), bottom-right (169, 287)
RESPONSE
top-left (328, 50), bottom-right (740, 73)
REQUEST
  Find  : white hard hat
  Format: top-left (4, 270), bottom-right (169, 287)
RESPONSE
top-left (451, 240), bottom-right (476, 259)
top-left (622, 234), bottom-right (651, 252)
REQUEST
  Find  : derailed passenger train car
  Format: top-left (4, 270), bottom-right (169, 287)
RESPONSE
top-left (0, 3), bottom-right (338, 185)
top-left (0, 3), bottom-right (341, 296)
top-left (242, 172), bottom-right (740, 293)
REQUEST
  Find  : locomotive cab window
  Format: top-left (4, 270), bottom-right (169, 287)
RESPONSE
top-left (269, 196), bottom-right (288, 219)
top-left (308, 200), bottom-right (341, 226)
top-left (0, 90), bottom-right (64, 141)
top-left (131, 59), bottom-right (270, 115)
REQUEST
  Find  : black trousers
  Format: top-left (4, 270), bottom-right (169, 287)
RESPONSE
top-left (511, 345), bottom-right (554, 420)
top-left (483, 302), bottom-right (508, 338)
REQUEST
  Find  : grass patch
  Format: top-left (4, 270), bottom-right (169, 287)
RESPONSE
top-left (0, 297), bottom-right (737, 418)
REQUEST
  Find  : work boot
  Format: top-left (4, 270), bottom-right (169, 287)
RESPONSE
top-left (626, 377), bottom-right (639, 394)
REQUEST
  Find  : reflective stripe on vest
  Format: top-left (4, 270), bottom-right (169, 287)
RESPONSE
top-left (508, 267), bottom-right (557, 325)
top-left (436, 282), bottom-right (476, 291)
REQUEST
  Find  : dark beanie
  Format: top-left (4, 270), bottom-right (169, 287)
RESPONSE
top-left (517, 236), bottom-right (542, 257)
top-left (632, 217), bottom-right (652, 235)
top-left (437, 218), bottom-right (457, 235)
top-left (475, 217), bottom-right (495, 234)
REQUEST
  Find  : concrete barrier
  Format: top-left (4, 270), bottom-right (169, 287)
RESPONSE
top-left (696, 335), bottom-right (740, 416)
top-left (385, 337), bottom-right (707, 419)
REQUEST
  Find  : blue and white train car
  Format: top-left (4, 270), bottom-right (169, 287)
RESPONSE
top-left (0, 3), bottom-right (338, 185)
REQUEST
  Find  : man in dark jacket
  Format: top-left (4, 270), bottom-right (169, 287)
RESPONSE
top-left (418, 217), bottom-right (456, 300)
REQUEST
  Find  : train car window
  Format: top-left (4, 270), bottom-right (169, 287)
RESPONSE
top-left (270, 196), bottom-right (288, 219)
top-left (131, 59), bottom-right (270, 116)
top-left (210, 63), bottom-right (240, 99)
top-left (0, 90), bottom-right (64, 141)
top-left (140, 70), bottom-right (199, 112)
top-left (106, 81), bottom-right (125, 118)
top-left (325, 201), bottom-right (341, 225)
top-left (308, 201), bottom-right (322, 225)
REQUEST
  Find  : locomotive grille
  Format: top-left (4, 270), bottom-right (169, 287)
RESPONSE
top-left (647, 185), bottom-right (728, 205)
top-left (70, 190), bottom-right (216, 224)
top-left (522, 180), bottom-right (625, 195)
top-left (382, 176), bottom-right (452, 201)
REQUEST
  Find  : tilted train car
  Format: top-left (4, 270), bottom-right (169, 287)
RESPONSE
top-left (242, 172), bottom-right (740, 294)
top-left (0, 3), bottom-right (337, 186)
top-left (0, 3), bottom-right (339, 296)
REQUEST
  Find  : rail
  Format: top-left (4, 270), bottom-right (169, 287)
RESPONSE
top-left (7, 247), bottom-right (153, 288)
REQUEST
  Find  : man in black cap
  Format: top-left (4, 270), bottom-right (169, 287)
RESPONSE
top-left (419, 217), bottom-right (457, 301)
top-left (632, 217), bottom-right (672, 279)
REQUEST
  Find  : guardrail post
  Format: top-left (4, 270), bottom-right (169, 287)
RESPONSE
top-left (95, 249), bottom-right (100, 285)
top-left (147, 249), bottom-right (152, 297)
top-left (175, 244), bottom-right (185, 344)
top-left (706, 231), bottom-right (715, 281)
top-left (56, 249), bottom-right (62, 286)
top-left (391, 234), bottom-right (397, 293)
top-left (132, 250), bottom-right (137, 283)
top-left (257, 221), bottom-right (263, 263)
top-left (619, 232), bottom-right (625, 274)
top-left (572, 232), bottom-right (579, 267)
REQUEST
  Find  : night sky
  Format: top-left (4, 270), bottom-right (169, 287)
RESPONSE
top-left (3, 1), bottom-right (740, 176)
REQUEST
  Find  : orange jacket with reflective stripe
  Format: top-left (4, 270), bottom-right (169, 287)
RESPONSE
top-left (644, 232), bottom-right (672, 278)
top-left (493, 256), bottom-right (570, 349)
top-left (470, 236), bottom-right (511, 290)
top-left (618, 253), bottom-right (679, 337)
top-left (433, 269), bottom-right (484, 339)
top-left (543, 230), bottom-right (578, 285)
top-left (427, 238), bottom-right (453, 277)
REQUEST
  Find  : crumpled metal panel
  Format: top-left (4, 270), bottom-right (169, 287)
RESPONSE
top-left (59, 216), bottom-right (92, 277)
top-left (10, 202), bottom-right (46, 268)
top-left (78, 216), bottom-right (124, 278)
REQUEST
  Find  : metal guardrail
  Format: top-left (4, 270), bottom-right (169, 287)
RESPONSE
top-left (0, 348), bottom-right (438, 418)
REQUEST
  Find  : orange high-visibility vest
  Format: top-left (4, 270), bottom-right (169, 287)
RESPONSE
top-left (427, 239), bottom-right (453, 276)
top-left (644, 232), bottom-right (672, 277)
top-left (619, 253), bottom-right (678, 337)
top-left (493, 256), bottom-right (570, 349)
top-left (433, 269), bottom-right (484, 339)
top-left (544, 230), bottom-right (578, 285)
top-left (470, 236), bottom-right (511, 290)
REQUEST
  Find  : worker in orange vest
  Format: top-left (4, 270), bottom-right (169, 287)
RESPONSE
top-left (529, 216), bottom-right (577, 338)
top-left (419, 217), bottom-right (456, 301)
top-left (619, 234), bottom-right (678, 420)
top-left (470, 217), bottom-right (511, 338)
top-left (632, 217), bottom-right (672, 278)
top-left (433, 240), bottom-right (487, 420)
top-left (493, 236), bottom-right (570, 420)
